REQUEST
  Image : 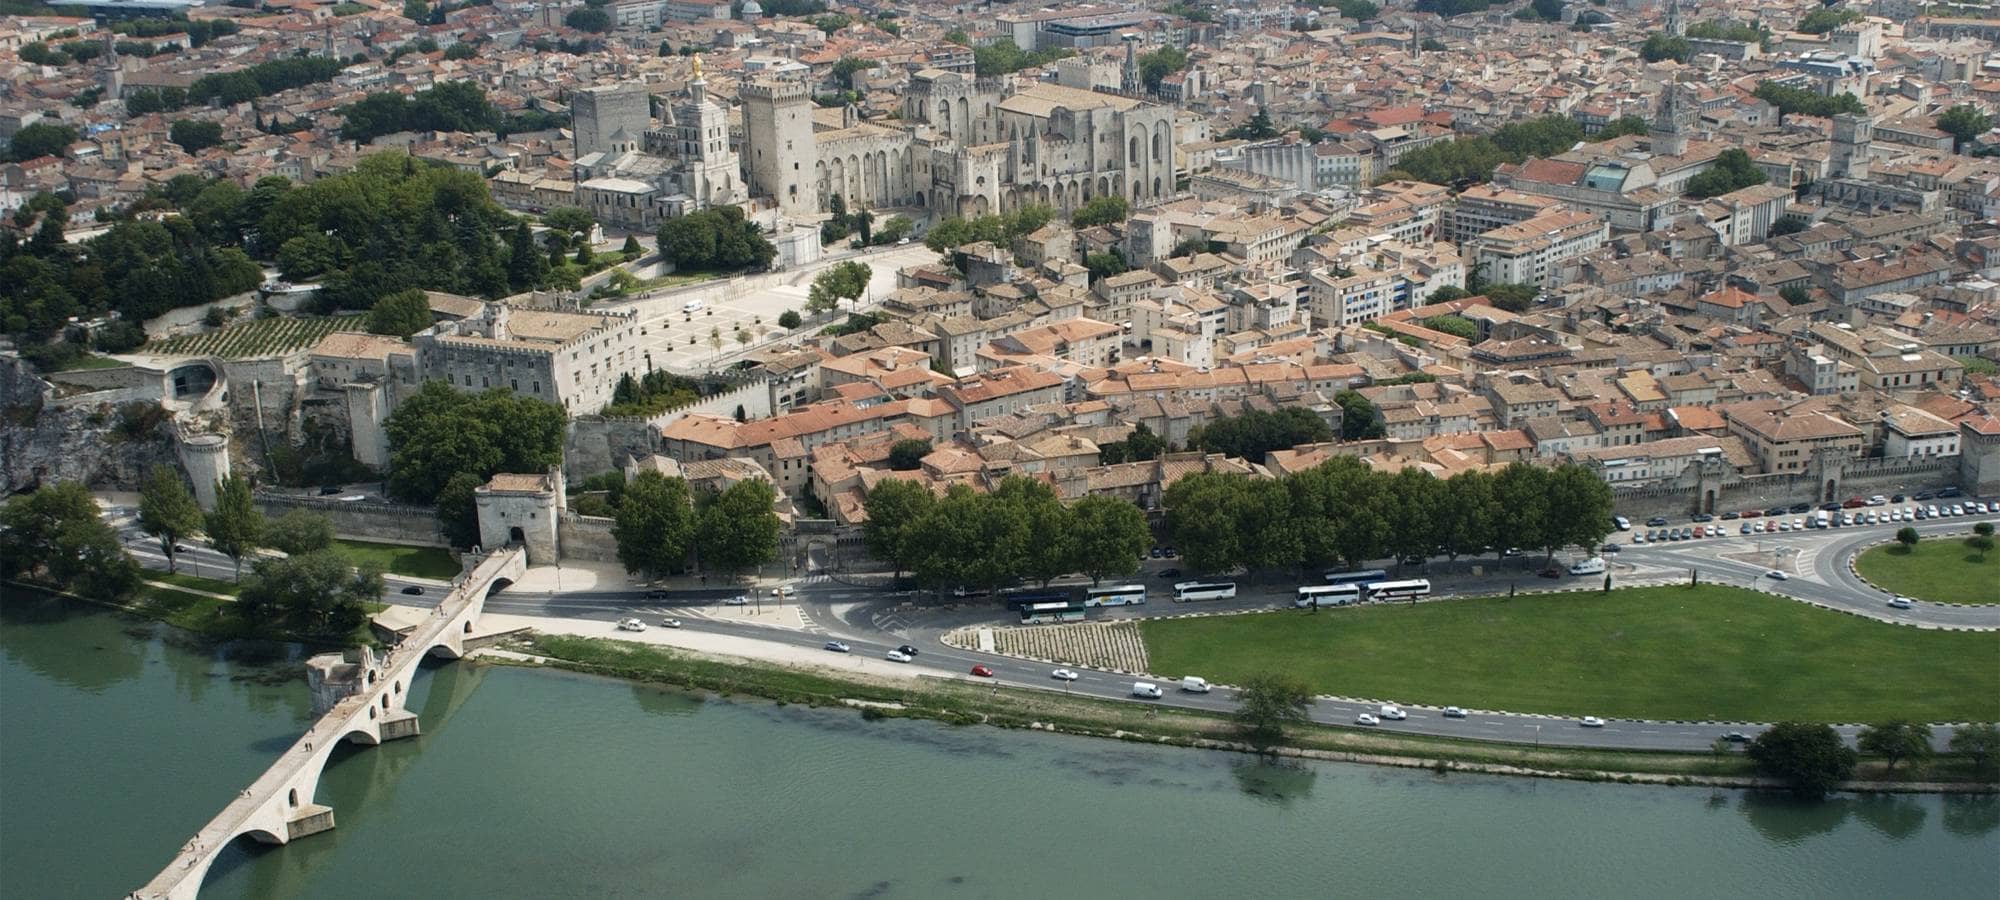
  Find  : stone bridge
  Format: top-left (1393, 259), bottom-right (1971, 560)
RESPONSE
top-left (132, 547), bottom-right (527, 900)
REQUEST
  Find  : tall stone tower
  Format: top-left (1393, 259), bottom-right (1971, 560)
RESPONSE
top-left (1663, 0), bottom-right (1683, 37)
top-left (97, 32), bottom-right (123, 100)
top-left (740, 78), bottom-right (819, 215)
top-left (1649, 79), bottom-right (1694, 157)
top-left (1830, 113), bottom-right (1873, 179)
top-left (1121, 34), bottom-right (1142, 95)
top-left (570, 84), bottom-right (651, 159)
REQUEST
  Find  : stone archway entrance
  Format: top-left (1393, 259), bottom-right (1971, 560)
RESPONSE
top-left (1823, 478), bottom-right (1838, 503)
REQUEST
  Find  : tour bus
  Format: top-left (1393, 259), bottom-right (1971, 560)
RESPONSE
top-left (1000, 589), bottom-right (1075, 611)
top-left (1172, 581), bottom-right (1238, 602)
top-left (1083, 584), bottom-right (1148, 607)
top-left (1295, 584), bottom-right (1363, 608)
top-left (1324, 569), bottom-right (1389, 588)
top-left (1365, 579), bottom-right (1433, 602)
top-left (1020, 600), bottom-right (1087, 625)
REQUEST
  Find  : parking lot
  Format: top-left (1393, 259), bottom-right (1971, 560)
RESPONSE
top-left (1627, 495), bottom-right (1994, 546)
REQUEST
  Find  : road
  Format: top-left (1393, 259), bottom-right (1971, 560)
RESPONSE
top-left (105, 499), bottom-right (1996, 754)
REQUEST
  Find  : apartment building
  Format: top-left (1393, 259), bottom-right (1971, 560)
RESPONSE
top-left (1720, 400), bottom-right (1866, 473)
top-left (1445, 184), bottom-right (1563, 245)
top-left (1467, 209), bottom-right (1609, 287)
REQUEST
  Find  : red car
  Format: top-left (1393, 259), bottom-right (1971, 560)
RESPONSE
top-left (1841, 498), bottom-right (1867, 509)
top-left (1740, 509), bottom-right (1762, 518)
top-left (969, 665), bottom-right (995, 677)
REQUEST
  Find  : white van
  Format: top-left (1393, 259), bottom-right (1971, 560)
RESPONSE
top-left (1180, 676), bottom-right (1211, 693)
top-left (682, 299), bottom-right (705, 313)
top-left (1568, 557), bottom-right (1607, 576)
top-left (1131, 682), bottom-right (1164, 699)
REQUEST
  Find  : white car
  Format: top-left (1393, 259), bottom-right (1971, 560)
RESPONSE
top-left (1887, 597), bottom-right (1914, 609)
top-left (661, 618), bottom-right (682, 628)
top-left (1355, 712), bottom-right (1381, 726)
top-left (1442, 706), bottom-right (1467, 718)
top-left (724, 595), bottom-right (750, 606)
top-left (1766, 570), bottom-right (1789, 581)
top-left (616, 618), bottom-right (647, 632)
top-left (1379, 704), bottom-right (1408, 720)
top-left (1051, 668), bottom-right (1080, 681)
top-left (885, 649), bottom-right (912, 663)
top-left (823, 640), bottom-right (851, 653)
top-left (1579, 716), bottom-right (1607, 728)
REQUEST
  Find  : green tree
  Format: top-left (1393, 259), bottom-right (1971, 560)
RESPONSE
top-left (778, 309), bottom-right (802, 329)
top-left (1748, 722), bottom-right (1858, 799)
top-left (1085, 250), bottom-right (1130, 282)
top-left (0, 481), bottom-right (140, 600)
top-left (238, 549), bottom-right (380, 635)
top-left (1137, 45), bottom-right (1188, 92)
top-left (1067, 495), bottom-right (1150, 585)
top-left (542, 206), bottom-right (595, 240)
top-left (367, 287), bottom-right (433, 337)
top-left (696, 479), bottom-right (781, 578)
top-left (1071, 195), bottom-right (1130, 228)
top-left (1419, 315), bottom-right (1478, 339)
top-left (1950, 723), bottom-right (2000, 780)
top-left (1437, 469), bottom-right (1498, 560)
top-left (1190, 407), bottom-right (1336, 461)
top-left (1334, 389), bottom-right (1384, 440)
top-left (1640, 32), bottom-right (1690, 62)
top-left (169, 119), bottom-right (225, 153)
top-left (1427, 285), bottom-right (1472, 303)
top-left (1164, 471), bottom-right (1250, 574)
top-left (908, 485), bottom-right (1030, 593)
top-left (1493, 463), bottom-right (1549, 561)
top-left (564, 7), bottom-right (612, 31)
top-left (205, 474), bottom-right (265, 579)
top-left (1594, 115), bottom-right (1650, 140)
top-left (1098, 421), bottom-right (1167, 464)
top-left (1383, 468), bottom-right (1440, 568)
top-left (1936, 104), bottom-right (1993, 154)
top-left (8, 122), bottom-right (78, 162)
top-left (139, 465), bottom-right (203, 574)
top-left (383, 381), bottom-right (564, 505)
top-left (1543, 462), bottom-right (1614, 560)
top-left (1685, 148), bottom-right (1768, 199)
top-left (806, 259), bottom-right (871, 314)
top-left (1796, 7), bottom-right (1861, 33)
top-left (1224, 109), bottom-right (1278, 141)
top-left (614, 471), bottom-right (696, 578)
top-left (508, 221), bottom-right (549, 291)
top-left (994, 476), bottom-right (1071, 587)
top-left (444, 41), bottom-right (477, 60)
top-left (1753, 82), bottom-right (1866, 121)
top-left (862, 478), bottom-right (935, 578)
top-left (1896, 526), bottom-right (1920, 550)
top-left (621, 234), bottom-right (641, 255)
top-left (1233, 672), bottom-right (1314, 744)
top-left (1857, 721), bottom-right (1934, 774)
top-left (888, 438), bottom-right (932, 470)
top-left (265, 509), bottom-right (336, 556)
top-left (433, 471), bottom-right (484, 549)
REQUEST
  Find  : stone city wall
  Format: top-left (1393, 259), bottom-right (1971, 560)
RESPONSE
top-left (255, 493), bottom-right (447, 547)
top-left (557, 512), bottom-right (621, 562)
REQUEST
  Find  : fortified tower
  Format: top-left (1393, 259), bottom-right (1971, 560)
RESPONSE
top-left (177, 432), bottom-right (231, 510)
top-left (741, 78), bottom-right (819, 215)
top-left (1830, 113), bottom-right (1874, 180)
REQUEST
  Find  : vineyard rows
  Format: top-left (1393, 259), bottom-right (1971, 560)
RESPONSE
top-left (148, 316), bottom-right (367, 359)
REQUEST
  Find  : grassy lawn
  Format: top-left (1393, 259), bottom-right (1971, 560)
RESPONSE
top-left (148, 571), bottom-right (242, 596)
top-left (1854, 539), bottom-right (1999, 604)
top-left (53, 354), bottom-right (129, 371)
top-left (1138, 585), bottom-right (2000, 723)
top-left (332, 539), bottom-right (461, 580)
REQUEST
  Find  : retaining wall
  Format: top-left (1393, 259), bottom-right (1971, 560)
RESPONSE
top-left (255, 493), bottom-right (447, 546)
top-left (557, 512), bottom-right (621, 562)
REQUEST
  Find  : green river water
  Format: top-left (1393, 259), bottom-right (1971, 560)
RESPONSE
top-left (3, 594), bottom-right (1996, 899)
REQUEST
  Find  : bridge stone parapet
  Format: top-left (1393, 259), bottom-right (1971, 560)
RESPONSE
top-left (133, 547), bottom-right (525, 900)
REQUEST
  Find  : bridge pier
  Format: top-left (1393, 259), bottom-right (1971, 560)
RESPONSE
top-left (380, 710), bottom-right (421, 742)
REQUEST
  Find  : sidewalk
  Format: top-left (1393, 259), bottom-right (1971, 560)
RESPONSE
top-left (502, 560), bottom-right (797, 594)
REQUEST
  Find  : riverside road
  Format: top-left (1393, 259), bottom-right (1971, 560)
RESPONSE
top-left (111, 501), bottom-right (1996, 754)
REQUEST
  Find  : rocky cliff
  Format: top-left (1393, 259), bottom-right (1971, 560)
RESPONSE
top-left (0, 357), bottom-right (180, 495)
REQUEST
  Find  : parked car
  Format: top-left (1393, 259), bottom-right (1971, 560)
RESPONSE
top-left (1149, 547), bottom-right (1164, 558)
top-left (1939, 486), bottom-right (1963, 498)
top-left (1181, 676), bottom-right (1212, 693)
top-left (1891, 494), bottom-right (1906, 503)
top-left (1051, 668), bottom-right (1079, 681)
top-left (1162, 547), bottom-right (1178, 558)
top-left (1600, 543), bottom-right (1622, 554)
top-left (1740, 509), bottom-right (1762, 518)
top-left (318, 485), bottom-right (342, 496)
top-left (616, 618), bottom-right (647, 632)
top-left (1888, 597), bottom-right (1914, 610)
top-left (400, 586), bottom-right (424, 595)
top-left (1579, 716), bottom-right (1607, 728)
top-left (885, 650), bottom-right (912, 663)
top-left (1818, 502), bottom-right (1842, 512)
top-left (1724, 731), bottom-right (1750, 743)
top-left (1765, 507), bottom-right (1788, 517)
top-left (1721, 511), bottom-right (1740, 520)
top-left (1614, 516), bottom-right (1631, 531)
top-left (1355, 712), bottom-right (1381, 726)
top-left (1646, 516), bottom-right (1669, 527)
top-left (645, 588), bottom-right (669, 599)
top-left (1915, 491), bottom-right (1935, 501)
top-left (970, 665), bottom-right (994, 677)
top-left (1740, 523), bottom-right (1752, 535)
top-left (1842, 498), bottom-right (1866, 509)
top-left (724, 595), bottom-right (750, 606)
top-left (823, 641), bottom-right (850, 653)
top-left (1442, 706), bottom-right (1468, 718)
top-left (1692, 513), bottom-right (1714, 523)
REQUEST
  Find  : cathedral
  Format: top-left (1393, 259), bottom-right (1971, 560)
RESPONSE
top-left (572, 57), bottom-right (748, 230)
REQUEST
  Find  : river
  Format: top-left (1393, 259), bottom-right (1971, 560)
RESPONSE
top-left (3, 595), bottom-right (1997, 899)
